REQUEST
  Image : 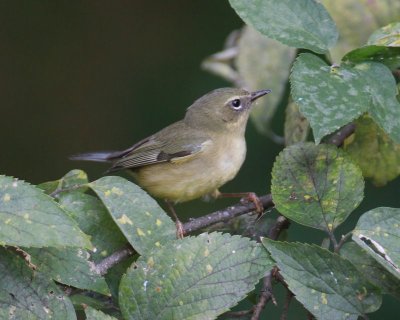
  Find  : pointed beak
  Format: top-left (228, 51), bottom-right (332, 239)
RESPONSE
top-left (250, 89), bottom-right (271, 102)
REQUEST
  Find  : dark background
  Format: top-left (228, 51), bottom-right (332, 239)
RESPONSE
top-left (0, 1), bottom-right (398, 318)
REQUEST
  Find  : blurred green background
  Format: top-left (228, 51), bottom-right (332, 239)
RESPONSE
top-left (0, 1), bottom-right (398, 318)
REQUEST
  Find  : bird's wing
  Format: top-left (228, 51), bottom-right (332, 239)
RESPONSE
top-left (107, 122), bottom-right (211, 172)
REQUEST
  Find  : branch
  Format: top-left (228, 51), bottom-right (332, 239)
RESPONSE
top-left (267, 215), bottom-right (290, 239)
top-left (250, 217), bottom-right (289, 320)
top-left (334, 231), bottom-right (353, 253)
top-left (183, 194), bottom-right (274, 234)
top-left (327, 123), bottom-right (355, 147)
top-left (280, 290), bottom-right (294, 320)
top-left (95, 245), bottom-right (135, 276)
top-left (251, 273), bottom-right (276, 320)
top-left (93, 196), bottom-right (275, 276)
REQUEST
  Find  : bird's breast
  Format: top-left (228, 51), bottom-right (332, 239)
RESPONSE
top-left (210, 135), bottom-right (247, 183)
top-left (133, 135), bottom-right (247, 202)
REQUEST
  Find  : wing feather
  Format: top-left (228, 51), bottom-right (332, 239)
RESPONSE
top-left (107, 122), bottom-right (210, 172)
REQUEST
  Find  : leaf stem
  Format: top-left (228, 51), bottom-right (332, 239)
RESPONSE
top-left (334, 231), bottom-right (353, 253)
top-left (327, 231), bottom-right (339, 250)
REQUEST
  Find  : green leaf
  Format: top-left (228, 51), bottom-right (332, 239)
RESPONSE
top-left (119, 232), bottom-right (273, 320)
top-left (0, 175), bottom-right (91, 248)
top-left (229, 0), bottom-right (338, 53)
top-left (26, 247), bottom-right (110, 295)
top-left (271, 143), bottom-right (364, 232)
top-left (284, 101), bottom-right (310, 146)
top-left (58, 192), bottom-right (127, 262)
top-left (0, 247), bottom-right (76, 319)
top-left (343, 45), bottom-right (400, 70)
top-left (290, 53), bottom-right (370, 143)
top-left (344, 115), bottom-right (400, 186)
top-left (263, 240), bottom-right (382, 320)
top-left (105, 255), bottom-right (136, 303)
top-left (38, 169), bottom-right (89, 195)
top-left (355, 62), bottom-right (400, 143)
top-left (368, 22), bottom-right (400, 47)
top-left (341, 242), bottom-right (400, 300)
top-left (85, 307), bottom-right (118, 320)
top-left (236, 26), bottom-right (296, 135)
top-left (353, 207), bottom-right (400, 279)
top-left (70, 294), bottom-right (122, 318)
top-left (321, 0), bottom-right (400, 61)
top-left (89, 176), bottom-right (175, 255)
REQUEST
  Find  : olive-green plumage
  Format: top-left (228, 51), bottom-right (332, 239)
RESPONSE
top-left (71, 88), bottom-right (270, 203)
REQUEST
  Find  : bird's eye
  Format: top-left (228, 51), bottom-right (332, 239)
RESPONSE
top-left (230, 99), bottom-right (242, 110)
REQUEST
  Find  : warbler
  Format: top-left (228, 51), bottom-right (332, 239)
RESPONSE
top-left (71, 88), bottom-right (270, 234)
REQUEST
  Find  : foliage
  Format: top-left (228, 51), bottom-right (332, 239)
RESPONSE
top-left (1, 0), bottom-right (399, 319)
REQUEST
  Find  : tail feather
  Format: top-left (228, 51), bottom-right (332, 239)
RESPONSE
top-left (69, 151), bottom-right (122, 163)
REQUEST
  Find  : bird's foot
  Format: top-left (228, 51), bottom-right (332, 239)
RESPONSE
top-left (239, 192), bottom-right (264, 219)
top-left (216, 191), bottom-right (264, 218)
top-left (175, 219), bottom-right (185, 239)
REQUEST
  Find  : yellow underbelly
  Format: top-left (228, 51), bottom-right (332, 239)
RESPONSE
top-left (132, 138), bottom-right (246, 202)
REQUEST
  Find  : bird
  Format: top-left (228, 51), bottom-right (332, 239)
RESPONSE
top-left (71, 87), bottom-right (270, 237)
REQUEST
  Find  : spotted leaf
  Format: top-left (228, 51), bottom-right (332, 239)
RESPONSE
top-left (119, 232), bottom-right (272, 320)
top-left (271, 143), bottom-right (364, 232)
top-left (89, 176), bottom-right (175, 255)
top-left (263, 240), bottom-right (382, 320)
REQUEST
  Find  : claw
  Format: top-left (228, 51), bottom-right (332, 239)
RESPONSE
top-left (240, 192), bottom-right (264, 218)
top-left (165, 200), bottom-right (185, 239)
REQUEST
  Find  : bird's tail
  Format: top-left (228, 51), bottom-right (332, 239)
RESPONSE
top-left (69, 151), bottom-right (123, 163)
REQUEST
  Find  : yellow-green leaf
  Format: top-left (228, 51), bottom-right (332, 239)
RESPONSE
top-left (344, 115), bottom-right (400, 186)
top-left (284, 101), bottom-right (310, 146)
top-left (368, 22), bottom-right (400, 47)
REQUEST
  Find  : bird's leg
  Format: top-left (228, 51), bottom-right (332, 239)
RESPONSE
top-left (213, 190), bottom-right (264, 218)
top-left (165, 200), bottom-right (185, 239)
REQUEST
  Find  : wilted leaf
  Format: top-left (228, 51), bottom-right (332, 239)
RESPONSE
top-left (0, 175), bottom-right (91, 248)
top-left (342, 242), bottom-right (400, 300)
top-left (344, 115), bottom-right (400, 186)
top-left (321, 0), bottom-right (400, 61)
top-left (85, 306), bottom-right (118, 320)
top-left (271, 143), bottom-right (364, 232)
top-left (26, 247), bottom-right (109, 295)
top-left (290, 53), bottom-right (370, 143)
top-left (236, 26), bottom-right (295, 135)
top-left (89, 176), bottom-right (175, 255)
top-left (368, 22), bottom-right (400, 47)
top-left (284, 101), bottom-right (310, 146)
top-left (119, 232), bottom-right (272, 320)
top-left (58, 192), bottom-right (127, 262)
top-left (353, 207), bottom-right (400, 279)
top-left (263, 240), bottom-right (382, 320)
top-left (229, 0), bottom-right (338, 53)
top-left (0, 248), bottom-right (76, 319)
